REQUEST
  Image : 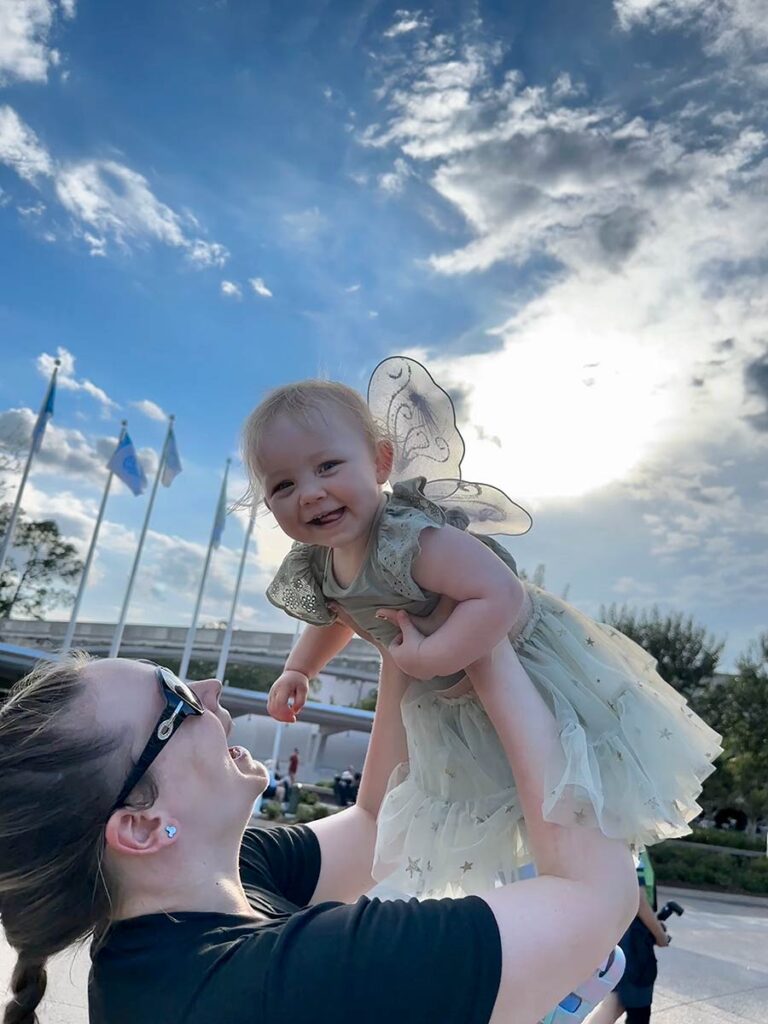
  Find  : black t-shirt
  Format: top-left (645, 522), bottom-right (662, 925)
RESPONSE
top-left (89, 825), bottom-right (501, 1024)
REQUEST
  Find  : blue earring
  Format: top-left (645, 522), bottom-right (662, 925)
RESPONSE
top-left (165, 825), bottom-right (177, 839)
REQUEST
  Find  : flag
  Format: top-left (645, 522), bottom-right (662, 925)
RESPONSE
top-left (162, 427), bottom-right (182, 487)
top-left (30, 374), bottom-right (56, 455)
top-left (212, 481), bottom-right (228, 548)
top-left (107, 432), bottom-right (148, 496)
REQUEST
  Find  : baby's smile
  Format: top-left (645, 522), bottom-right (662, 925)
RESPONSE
top-left (308, 506), bottom-right (347, 527)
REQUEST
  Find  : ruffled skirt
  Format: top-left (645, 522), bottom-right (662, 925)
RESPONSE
top-left (373, 584), bottom-right (722, 898)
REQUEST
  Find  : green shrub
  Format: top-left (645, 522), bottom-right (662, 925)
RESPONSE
top-left (653, 841), bottom-right (768, 895)
top-left (683, 827), bottom-right (765, 852)
top-left (263, 800), bottom-right (283, 821)
top-left (298, 790), bottom-right (318, 806)
top-left (295, 803), bottom-right (332, 823)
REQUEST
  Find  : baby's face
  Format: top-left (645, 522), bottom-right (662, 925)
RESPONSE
top-left (257, 407), bottom-right (389, 552)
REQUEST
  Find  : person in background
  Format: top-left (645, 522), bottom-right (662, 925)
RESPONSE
top-left (587, 850), bottom-right (668, 1024)
top-left (288, 747), bottom-right (300, 786)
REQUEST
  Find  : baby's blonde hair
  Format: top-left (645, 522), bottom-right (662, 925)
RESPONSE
top-left (240, 379), bottom-right (382, 510)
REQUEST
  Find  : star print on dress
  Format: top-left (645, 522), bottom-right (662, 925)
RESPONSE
top-left (406, 857), bottom-right (422, 878)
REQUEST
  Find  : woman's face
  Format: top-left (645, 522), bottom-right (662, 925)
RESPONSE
top-left (85, 659), bottom-right (268, 839)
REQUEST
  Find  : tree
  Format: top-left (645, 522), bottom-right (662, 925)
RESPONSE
top-left (0, 508), bottom-right (83, 620)
top-left (0, 443), bottom-right (20, 504)
top-left (698, 634), bottom-right (768, 823)
top-left (599, 604), bottom-right (724, 703)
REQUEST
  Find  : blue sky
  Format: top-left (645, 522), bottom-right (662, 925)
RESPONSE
top-left (1, 0), bottom-right (766, 670)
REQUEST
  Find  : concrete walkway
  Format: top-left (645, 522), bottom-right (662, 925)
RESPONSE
top-left (0, 887), bottom-right (766, 1022)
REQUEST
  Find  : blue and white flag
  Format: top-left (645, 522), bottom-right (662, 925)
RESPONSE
top-left (30, 374), bottom-right (56, 455)
top-left (107, 432), bottom-right (148, 496)
top-left (162, 427), bottom-right (182, 487)
top-left (212, 481), bottom-right (228, 548)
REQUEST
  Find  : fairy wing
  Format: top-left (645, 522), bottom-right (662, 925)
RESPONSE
top-left (368, 356), bottom-right (533, 537)
top-left (422, 479), bottom-right (532, 536)
top-left (368, 356), bottom-right (464, 482)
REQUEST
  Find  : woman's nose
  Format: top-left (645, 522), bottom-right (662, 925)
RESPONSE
top-left (191, 677), bottom-right (223, 710)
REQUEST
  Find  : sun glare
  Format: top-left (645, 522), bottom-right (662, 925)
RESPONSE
top-left (440, 334), bottom-right (678, 503)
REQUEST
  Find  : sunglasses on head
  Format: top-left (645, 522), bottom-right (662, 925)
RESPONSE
top-left (111, 666), bottom-right (204, 812)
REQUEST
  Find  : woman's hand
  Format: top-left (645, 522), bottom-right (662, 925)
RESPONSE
top-left (327, 603), bottom-right (386, 655)
top-left (375, 609), bottom-right (434, 679)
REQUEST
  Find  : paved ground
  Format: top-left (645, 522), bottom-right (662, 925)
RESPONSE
top-left (0, 887), bottom-right (765, 1022)
top-left (648, 887), bottom-right (768, 1024)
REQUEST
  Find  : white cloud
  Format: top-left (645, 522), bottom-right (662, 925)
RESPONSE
top-left (360, 23), bottom-right (768, 520)
top-left (221, 280), bottom-right (242, 299)
top-left (249, 276), bottom-right (273, 298)
top-left (17, 200), bottom-right (45, 216)
top-left (384, 9), bottom-right (429, 38)
top-left (0, 408), bottom-right (114, 482)
top-left (378, 156), bottom-right (412, 194)
top-left (131, 398), bottom-right (167, 422)
top-left (0, 107), bottom-right (229, 265)
top-left (0, 0), bottom-right (74, 85)
top-left (36, 346), bottom-right (118, 413)
top-left (0, 105), bottom-right (54, 180)
top-left (345, 283), bottom-right (361, 293)
top-left (187, 239), bottom-right (229, 268)
top-left (614, 0), bottom-right (768, 58)
top-left (281, 206), bottom-right (328, 244)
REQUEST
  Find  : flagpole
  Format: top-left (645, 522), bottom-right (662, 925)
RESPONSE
top-left (215, 511), bottom-right (255, 683)
top-left (109, 416), bottom-right (174, 658)
top-left (0, 358), bottom-right (61, 577)
top-left (179, 458), bottom-right (231, 680)
top-left (60, 421), bottom-right (128, 655)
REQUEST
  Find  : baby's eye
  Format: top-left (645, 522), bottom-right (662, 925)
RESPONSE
top-left (318, 460), bottom-right (341, 473)
top-left (271, 480), bottom-right (292, 496)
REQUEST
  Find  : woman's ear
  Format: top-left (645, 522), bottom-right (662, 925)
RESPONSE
top-left (375, 439), bottom-right (394, 484)
top-left (105, 809), bottom-right (175, 857)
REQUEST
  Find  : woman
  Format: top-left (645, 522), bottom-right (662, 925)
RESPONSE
top-left (0, 607), bottom-right (636, 1024)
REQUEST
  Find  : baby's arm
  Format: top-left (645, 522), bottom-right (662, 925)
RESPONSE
top-left (268, 620), bottom-right (355, 722)
top-left (384, 525), bottom-right (525, 679)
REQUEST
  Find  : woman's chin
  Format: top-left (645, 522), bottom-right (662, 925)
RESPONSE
top-left (250, 759), bottom-right (270, 793)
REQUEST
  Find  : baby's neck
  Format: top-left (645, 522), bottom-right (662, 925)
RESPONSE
top-left (330, 541), bottom-right (367, 588)
top-left (328, 493), bottom-right (386, 587)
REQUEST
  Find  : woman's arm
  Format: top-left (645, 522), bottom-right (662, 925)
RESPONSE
top-left (307, 598), bottom-right (455, 904)
top-left (387, 524), bottom-right (525, 679)
top-left (307, 649), bottom-right (409, 903)
top-left (464, 642), bottom-right (637, 1024)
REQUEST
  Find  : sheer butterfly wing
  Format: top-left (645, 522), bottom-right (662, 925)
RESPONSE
top-left (422, 479), bottom-right (532, 537)
top-left (368, 355), bottom-right (533, 537)
top-left (368, 356), bottom-right (464, 483)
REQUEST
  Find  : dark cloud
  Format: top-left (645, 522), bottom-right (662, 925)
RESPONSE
top-left (743, 349), bottom-right (768, 431)
top-left (597, 206), bottom-right (645, 262)
top-left (445, 382), bottom-right (472, 424)
top-left (716, 337), bottom-right (735, 352)
top-left (691, 377), bottom-right (705, 387)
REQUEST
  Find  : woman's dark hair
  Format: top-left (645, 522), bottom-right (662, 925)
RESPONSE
top-left (0, 654), bottom-right (153, 1024)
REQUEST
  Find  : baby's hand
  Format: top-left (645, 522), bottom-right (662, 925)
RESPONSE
top-left (376, 609), bottom-right (433, 680)
top-left (267, 670), bottom-right (309, 723)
